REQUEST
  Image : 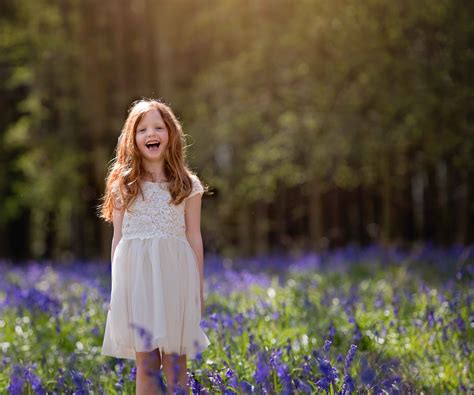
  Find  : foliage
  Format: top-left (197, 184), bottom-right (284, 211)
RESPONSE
top-left (0, 244), bottom-right (472, 393)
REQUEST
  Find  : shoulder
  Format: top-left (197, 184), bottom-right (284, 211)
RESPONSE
top-left (189, 172), bottom-right (201, 184)
top-left (110, 179), bottom-right (124, 207)
top-left (187, 172), bottom-right (204, 198)
top-left (111, 179), bottom-right (121, 192)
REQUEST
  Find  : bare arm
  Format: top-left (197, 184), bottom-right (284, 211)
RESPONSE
top-left (111, 206), bottom-right (124, 262)
top-left (184, 193), bottom-right (204, 312)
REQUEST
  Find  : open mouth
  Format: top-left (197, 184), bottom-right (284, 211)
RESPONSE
top-left (145, 142), bottom-right (161, 151)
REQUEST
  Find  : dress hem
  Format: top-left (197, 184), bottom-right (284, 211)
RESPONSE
top-left (101, 338), bottom-right (210, 361)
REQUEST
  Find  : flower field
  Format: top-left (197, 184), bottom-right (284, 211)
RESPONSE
top-left (0, 244), bottom-right (472, 394)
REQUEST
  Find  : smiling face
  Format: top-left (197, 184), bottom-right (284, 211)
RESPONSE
top-left (135, 109), bottom-right (169, 165)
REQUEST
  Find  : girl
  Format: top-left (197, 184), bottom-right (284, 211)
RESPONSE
top-left (98, 98), bottom-right (210, 394)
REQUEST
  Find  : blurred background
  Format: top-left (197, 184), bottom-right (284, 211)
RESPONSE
top-left (0, 0), bottom-right (472, 261)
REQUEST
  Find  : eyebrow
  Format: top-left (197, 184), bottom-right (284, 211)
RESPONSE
top-left (137, 123), bottom-right (164, 128)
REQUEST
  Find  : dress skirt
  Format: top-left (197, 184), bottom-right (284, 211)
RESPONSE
top-left (101, 236), bottom-right (211, 360)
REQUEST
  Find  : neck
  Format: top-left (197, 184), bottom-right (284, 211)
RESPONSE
top-left (143, 160), bottom-right (166, 181)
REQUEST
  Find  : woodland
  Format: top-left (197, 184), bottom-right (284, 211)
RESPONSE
top-left (0, 0), bottom-right (472, 260)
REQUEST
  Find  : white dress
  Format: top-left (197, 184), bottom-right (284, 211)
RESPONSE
top-left (101, 174), bottom-right (211, 360)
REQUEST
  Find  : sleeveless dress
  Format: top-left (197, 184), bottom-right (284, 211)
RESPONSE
top-left (101, 174), bottom-right (211, 360)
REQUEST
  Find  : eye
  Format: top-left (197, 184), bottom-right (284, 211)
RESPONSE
top-left (138, 128), bottom-right (146, 133)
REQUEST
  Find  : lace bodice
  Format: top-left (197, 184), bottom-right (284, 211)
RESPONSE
top-left (118, 174), bottom-right (204, 241)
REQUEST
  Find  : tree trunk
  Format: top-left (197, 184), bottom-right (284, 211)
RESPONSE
top-left (255, 201), bottom-right (268, 257)
top-left (455, 171), bottom-right (469, 244)
top-left (411, 155), bottom-right (425, 242)
top-left (381, 158), bottom-right (392, 245)
top-left (308, 178), bottom-right (324, 251)
top-left (238, 203), bottom-right (252, 258)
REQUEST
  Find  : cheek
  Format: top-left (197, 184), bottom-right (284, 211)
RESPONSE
top-left (135, 134), bottom-right (144, 146)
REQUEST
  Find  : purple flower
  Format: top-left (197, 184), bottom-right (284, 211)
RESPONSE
top-left (322, 339), bottom-right (332, 354)
top-left (285, 337), bottom-right (292, 357)
top-left (361, 366), bottom-right (376, 386)
top-left (269, 348), bottom-right (283, 368)
top-left (327, 321), bottom-right (336, 339)
top-left (247, 333), bottom-right (259, 355)
top-left (189, 372), bottom-right (202, 394)
top-left (225, 368), bottom-right (234, 378)
top-left (7, 364), bottom-right (25, 395)
top-left (342, 373), bottom-right (356, 394)
top-left (128, 366), bottom-right (137, 382)
top-left (253, 351), bottom-right (270, 385)
top-left (294, 378), bottom-right (312, 394)
top-left (455, 315), bottom-right (466, 332)
top-left (239, 380), bottom-right (253, 392)
top-left (24, 363), bottom-right (45, 395)
top-left (345, 344), bottom-right (358, 371)
top-left (426, 308), bottom-right (435, 328)
top-left (69, 369), bottom-right (92, 393)
top-left (352, 323), bottom-right (362, 342)
top-left (315, 377), bottom-right (330, 391)
top-left (318, 359), bottom-right (332, 377)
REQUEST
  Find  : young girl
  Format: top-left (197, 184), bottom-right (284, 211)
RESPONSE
top-left (98, 98), bottom-right (210, 394)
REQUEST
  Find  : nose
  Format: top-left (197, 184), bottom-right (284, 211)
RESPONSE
top-left (146, 127), bottom-right (157, 136)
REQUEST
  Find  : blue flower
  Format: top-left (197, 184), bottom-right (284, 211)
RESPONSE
top-left (7, 364), bottom-right (25, 395)
top-left (345, 344), bottom-right (357, 371)
top-left (294, 378), bottom-right (312, 394)
top-left (24, 363), bottom-right (45, 395)
top-left (360, 357), bottom-right (376, 386)
top-left (318, 358), bottom-right (338, 387)
top-left (322, 339), bottom-right (332, 354)
top-left (253, 351), bottom-right (270, 385)
top-left (342, 373), bottom-right (356, 394)
top-left (128, 366), bottom-right (137, 382)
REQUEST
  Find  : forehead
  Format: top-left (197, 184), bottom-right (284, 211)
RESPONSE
top-left (137, 109), bottom-right (164, 125)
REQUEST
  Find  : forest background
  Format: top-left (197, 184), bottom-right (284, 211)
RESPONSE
top-left (1, 0), bottom-right (472, 261)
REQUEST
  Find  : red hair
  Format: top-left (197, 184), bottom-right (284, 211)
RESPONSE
top-left (98, 99), bottom-right (204, 223)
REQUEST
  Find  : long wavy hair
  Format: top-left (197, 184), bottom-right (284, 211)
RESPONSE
top-left (98, 98), bottom-right (204, 223)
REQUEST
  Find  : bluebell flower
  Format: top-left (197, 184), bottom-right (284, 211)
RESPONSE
top-left (128, 366), bottom-right (137, 382)
top-left (361, 366), bottom-right (376, 386)
top-left (55, 318), bottom-right (61, 334)
top-left (247, 333), bottom-right (260, 355)
top-left (455, 315), bottom-right (466, 332)
top-left (294, 378), bottom-right (312, 394)
top-left (7, 364), bottom-right (25, 395)
top-left (315, 377), bottom-right (330, 391)
top-left (69, 369), bottom-right (92, 393)
top-left (342, 373), bottom-right (356, 394)
top-left (269, 348), bottom-right (283, 368)
top-left (352, 323), bottom-right (362, 342)
top-left (327, 321), bottom-right (336, 339)
top-left (285, 337), bottom-right (292, 357)
top-left (189, 372), bottom-right (202, 394)
top-left (318, 359), bottom-right (332, 377)
top-left (344, 344), bottom-right (357, 371)
top-left (24, 363), bottom-right (45, 395)
top-left (239, 380), bottom-right (253, 392)
top-left (81, 290), bottom-right (88, 308)
top-left (322, 339), bottom-right (332, 354)
top-left (426, 308), bottom-right (435, 328)
top-left (253, 351), bottom-right (270, 385)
